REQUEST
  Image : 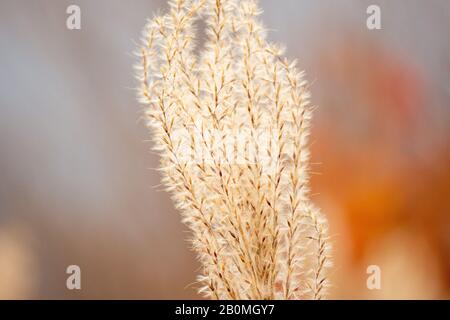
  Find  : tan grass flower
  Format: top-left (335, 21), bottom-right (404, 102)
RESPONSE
top-left (136, 0), bottom-right (332, 299)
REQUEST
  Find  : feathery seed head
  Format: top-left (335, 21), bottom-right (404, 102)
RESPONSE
top-left (136, 0), bottom-right (332, 300)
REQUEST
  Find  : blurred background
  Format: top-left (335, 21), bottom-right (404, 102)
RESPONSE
top-left (0, 0), bottom-right (449, 299)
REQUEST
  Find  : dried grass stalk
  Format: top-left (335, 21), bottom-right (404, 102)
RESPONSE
top-left (135, 0), bottom-right (332, 300)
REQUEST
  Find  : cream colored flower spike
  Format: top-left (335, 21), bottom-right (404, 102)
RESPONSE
top-left (136, 0), bottom-right (332, 300)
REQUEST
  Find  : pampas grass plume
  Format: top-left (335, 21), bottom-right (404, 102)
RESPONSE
top-left (136, 0), bottom-right (332, 300)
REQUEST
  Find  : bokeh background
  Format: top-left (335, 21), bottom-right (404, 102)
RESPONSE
top-left (0, 0), bottom-right (449, 299)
